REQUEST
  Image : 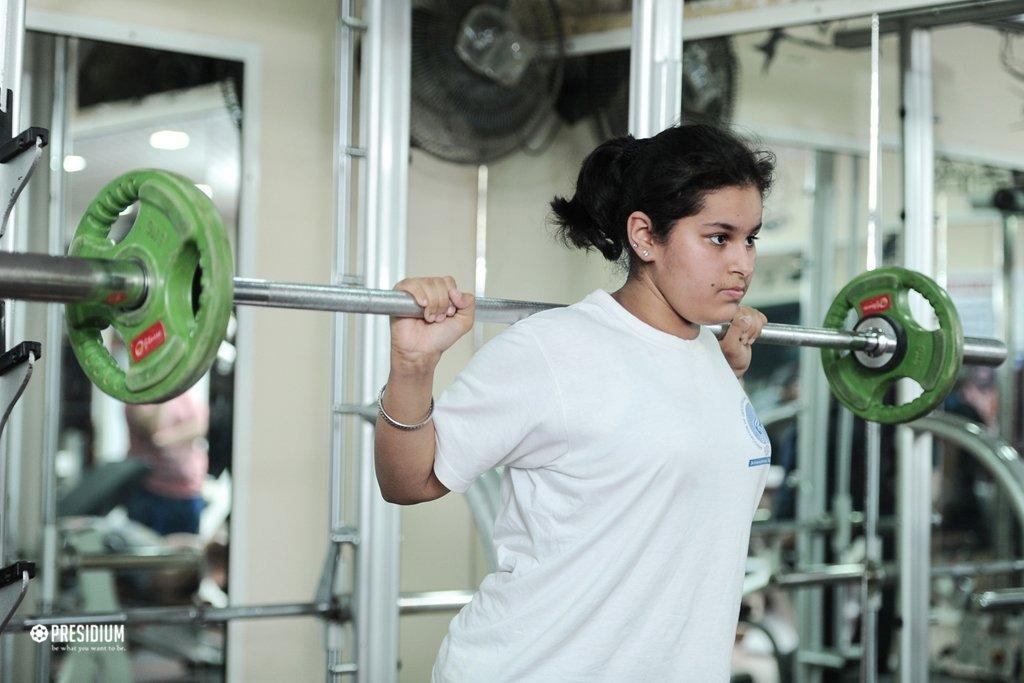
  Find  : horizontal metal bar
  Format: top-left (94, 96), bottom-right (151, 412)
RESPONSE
top-left (397, 589), bottom-right (473, 615)
top-left (750, 513), bottom-right (900, 538)
top-left (565, 0), bottom-right (980, 54)
top-left (329, 662), bottom-right (358, 675)
top-left (834, 0), bottom-right (1024, 48)
top-left (973, 587), bottom-right (1024, 611)
top-left (0, 251), bottom-right (1007, 365)
top-left (774, 563), bottom-right (868, 587)
top-left (6, 589), bottom-right (473, 631)
top-left (798, 649), bottom-right (848, 670)
top-left (0, 252), bottom-right (147, 308)
top-left (931, 558), bottom-right (1024, 579)
top-left (233, 278), bottom-right (552, 324)
top-left (61, 550), bottom-right (201, 572)
top-left (774, 558), bottom-right (1024, 588)
top-left (7, 601), bottom-right (340, 630)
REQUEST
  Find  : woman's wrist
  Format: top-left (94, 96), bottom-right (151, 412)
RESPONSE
top-left (390, 350), bottom-right (441, 375)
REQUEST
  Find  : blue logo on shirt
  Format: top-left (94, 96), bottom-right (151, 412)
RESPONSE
top-left (741, 398), bottom-right (771, 467)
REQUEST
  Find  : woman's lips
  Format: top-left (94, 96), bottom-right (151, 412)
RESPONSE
top-left (720, 288), bottom-right (745, 300)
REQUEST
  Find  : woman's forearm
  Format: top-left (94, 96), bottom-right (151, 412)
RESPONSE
top-left (373, 353), bottom-right (450, 504)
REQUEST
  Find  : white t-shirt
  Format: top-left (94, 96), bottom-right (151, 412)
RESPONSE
top-left (431, 289), bottom-right (770, 682)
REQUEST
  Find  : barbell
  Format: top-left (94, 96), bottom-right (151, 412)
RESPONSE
top-left (0, 169), bottom-right (1008, 423)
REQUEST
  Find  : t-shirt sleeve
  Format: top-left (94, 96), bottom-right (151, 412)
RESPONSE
top-left (432, 322), bottom-right (568, 494)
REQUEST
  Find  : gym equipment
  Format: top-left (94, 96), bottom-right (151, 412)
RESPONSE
top-left (65, 170), bottom-right (234, 403)
top-left (822, 267), bottom-right (963, 424)
top-left (0, 169), bottom-right (1008, 421)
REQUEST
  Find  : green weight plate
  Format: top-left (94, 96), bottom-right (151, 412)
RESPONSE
top-left (820, 266), bottom-right (963, 424)
top-left (66, 169), bottom-right (234, 404)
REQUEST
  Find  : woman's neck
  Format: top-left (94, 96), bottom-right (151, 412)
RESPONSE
top-left (610, 277), bottom-right (700, 341)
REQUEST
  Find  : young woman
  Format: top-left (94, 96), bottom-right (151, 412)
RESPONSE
top-left (375, 123), bottom-right (775, 681)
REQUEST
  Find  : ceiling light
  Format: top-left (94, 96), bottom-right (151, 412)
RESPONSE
top-left (149, 130), bottom-right (190, 151)
top-left (195, 184), bottom-right (213, 198)
top-left (63, 155), bottom-right (86, 173)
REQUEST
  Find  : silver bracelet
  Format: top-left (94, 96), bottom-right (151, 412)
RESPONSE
top-left (377, 384), bottom-right (434, 431)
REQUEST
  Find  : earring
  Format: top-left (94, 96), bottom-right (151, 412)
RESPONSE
top-left (642, 250), bottom-right (650, 257)
top-left (631, 242), bottom-right (638, 248)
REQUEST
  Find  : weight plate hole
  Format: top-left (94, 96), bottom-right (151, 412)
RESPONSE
top-left (907, 290), bottom-right (939, 331)
top-left (108, 201), bottom-right (140, 244)
top-left (191, 263), bottom-right (203, 318)
top-left (101, 326), bottom-right (130, 371)
top-left (879, 377), bottom-right (925, 407)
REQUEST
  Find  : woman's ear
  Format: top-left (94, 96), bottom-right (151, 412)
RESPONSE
top-left (626, 211), bottom-right (654, 261)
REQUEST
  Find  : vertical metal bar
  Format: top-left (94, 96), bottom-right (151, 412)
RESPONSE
top-left (32, 33), bottom-right (67, 683)
top-left (832, 155), bottom-right (859, 657)
top-left (795, 150), bottom-right (836, 683)
top-left (0, 8), bottom-right (27, 678)
top-left (859, 18), bottom-right (883, 683)
top-left (327, 0), bottom-right (358, 679)
top-left (994, 212), bottom-right (1018, 571)
top-left (860, 422), bottom-right (881, 683)
top-left (999, 213), bottom-right (1017, 440)
top-left (355, 1), bottom-right (409, 681)
top-left (865, 16), bottom-right (883, 271)
top-left (628, 0), bottom-right (683, 138)
top-left (0, 0), bottom-right (25, 568)
top-left (470, 163), bottom-right (488, 581)
top-left (472, 165), bottom-right (487, 353)
top-left (935, 192), bottom-right (948, 289)
top-left (897, 25), bottom-right (934, 683)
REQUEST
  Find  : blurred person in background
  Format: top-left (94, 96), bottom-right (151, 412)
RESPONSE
top-left (125, 387), bottom-right (210, 535)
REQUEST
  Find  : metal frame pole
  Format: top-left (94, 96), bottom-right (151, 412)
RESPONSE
top-left (859, 17), bottom-right (884, 683)
top-left (897, 25), bottom-right (934, 683)
top-left (354, 1), bottom-right (409, 681)
top-left (831, 154), bottom-right (860, 657)
top-left (326, 0), bottom-right (362, 679)
top-left (794, 150), bottom-right (837, 683)
top-left (628, 0), bottom-right (683, 138)
top-left (0, 0), bottom-right (26, 565)
top-left (999, 213), bottom-right (1018, 440)
top-left (32, 32), bottom-right (68, 683)
top-left (994, 212), bottom-right (1019, 572)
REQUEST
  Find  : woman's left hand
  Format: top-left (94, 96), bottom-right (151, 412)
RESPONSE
top-left (718, 306), bottom-right (768, 377)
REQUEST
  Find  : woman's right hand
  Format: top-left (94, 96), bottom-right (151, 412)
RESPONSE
top-left (390, 276), bottom-right (475, 366)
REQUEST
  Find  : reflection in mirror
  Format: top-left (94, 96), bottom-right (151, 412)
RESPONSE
top-left (26, 32), bottom-right (241, 681)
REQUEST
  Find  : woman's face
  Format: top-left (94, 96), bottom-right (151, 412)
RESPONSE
top-left (647, 184), bottom-right (763, 325)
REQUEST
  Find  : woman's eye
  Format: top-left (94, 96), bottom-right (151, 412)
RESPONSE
top-left (710, 235), bottom-right (727, 245)
top-left (746, 235), bottom-right (760, 246)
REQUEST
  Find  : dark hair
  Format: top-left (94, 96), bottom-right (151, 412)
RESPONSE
top-left (550, 124), bottom-right (775, 276)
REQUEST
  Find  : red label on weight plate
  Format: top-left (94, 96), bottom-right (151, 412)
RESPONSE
top-left (859, 294), bottom-right (891, 316)
top-left (131, 321), bottom-right (166, 362)
top-left (105, 291), bottom-right (127, 306)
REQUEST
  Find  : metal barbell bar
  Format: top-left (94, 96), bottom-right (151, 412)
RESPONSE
top-left (0, 251), bottom-right (1007, 367)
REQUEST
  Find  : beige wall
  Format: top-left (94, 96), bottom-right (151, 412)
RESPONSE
top-left (7, 5), bottom-right (1023, 682)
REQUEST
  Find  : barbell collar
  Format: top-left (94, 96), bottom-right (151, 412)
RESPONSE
top-left (0, 251), bottom-right (1007, 367)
